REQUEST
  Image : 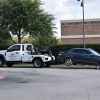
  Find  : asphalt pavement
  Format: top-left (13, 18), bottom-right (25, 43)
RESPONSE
top-left (0, 66), bottom-right (100, 100)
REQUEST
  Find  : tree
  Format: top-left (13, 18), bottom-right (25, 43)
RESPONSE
top-left (0, 0), bottom-right (54, 43)
top-left (0, 25), bottom-right (12, 49)
top-left (32, 35), bottom-right (58, 48)
top-left (0, 27), bottom-right (11, 41)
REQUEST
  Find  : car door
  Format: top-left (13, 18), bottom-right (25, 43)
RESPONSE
top-left (21, 45), bottom-right (34, 62)
top-left (69, 49), bottom-right (85, 63)
top-left (83, 50), bottom-right (99, 65)
top-left (6, 45), bottom-right (22, 62)
top-left (75, 49), bottom-right (94, 64)
top-left (70, 49), bottom-right (89, 64)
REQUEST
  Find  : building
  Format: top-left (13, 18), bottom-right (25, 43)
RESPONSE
top-left (61, 19), bottom-right (100, 45)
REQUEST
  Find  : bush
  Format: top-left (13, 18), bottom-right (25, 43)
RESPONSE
top-left (32, 35), bottom-right (58, 48)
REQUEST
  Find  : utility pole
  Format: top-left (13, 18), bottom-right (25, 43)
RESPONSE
top-left (77, 0), bottom-right (85, 48)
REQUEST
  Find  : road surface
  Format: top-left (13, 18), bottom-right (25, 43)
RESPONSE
top-left (0, 67), bottom-right (100, 100)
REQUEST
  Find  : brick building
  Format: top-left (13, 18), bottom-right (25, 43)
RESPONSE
top-left (61, 19), bottom-right (100, 44)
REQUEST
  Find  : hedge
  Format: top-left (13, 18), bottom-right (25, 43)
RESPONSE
top-left (50, 44), bottom-right (100, 53)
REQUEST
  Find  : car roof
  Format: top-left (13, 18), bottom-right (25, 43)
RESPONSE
top-left (69, 48), bottom-right (94, 52)
top-left (70, 48), bottom-right (90, 50)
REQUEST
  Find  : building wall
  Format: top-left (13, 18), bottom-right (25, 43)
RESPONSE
top-left (61, 19), bottom-right (100, 44)
top-left (62, 36), bottom-right (100, 44)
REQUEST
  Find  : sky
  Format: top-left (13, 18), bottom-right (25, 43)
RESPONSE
top-left (41, 0), bottom-right (100, 38)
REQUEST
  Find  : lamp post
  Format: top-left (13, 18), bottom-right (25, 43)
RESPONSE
top-left (77, 0), bottom-right (85, 48)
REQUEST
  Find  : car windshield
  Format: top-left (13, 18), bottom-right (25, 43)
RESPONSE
top-left (89, 49), bottom-right (100, 55)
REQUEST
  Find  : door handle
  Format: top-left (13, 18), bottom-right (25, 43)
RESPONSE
top-left (15, 52), bottom-right (19, 54)
top-left (11, 53), bottom-right (14, 55)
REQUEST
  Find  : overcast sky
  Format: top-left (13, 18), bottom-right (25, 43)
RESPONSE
top-left (41, 0), bottom-right (100, 38)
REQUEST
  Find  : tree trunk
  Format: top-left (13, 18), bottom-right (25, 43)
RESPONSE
top-left (17, 34), bottom-right (21, 43)
top-left (17, 29), bottom-right (21, 43)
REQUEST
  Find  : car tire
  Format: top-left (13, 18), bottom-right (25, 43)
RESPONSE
top-left (65, 57), bottom-right (73, 66)
top-left (33, 59), bottom-right (43, 68)
top-left (0, 58), bottom-right (4, 67)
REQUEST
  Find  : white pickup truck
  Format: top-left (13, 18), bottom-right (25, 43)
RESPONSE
top-left (0, 44), bottom-right (55, 67)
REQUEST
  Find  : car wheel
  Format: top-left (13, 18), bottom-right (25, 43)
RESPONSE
top-left (0, 58), bottom-right (4, 67)
top-left (33, 59), bottom-right (43, 68)
top-left (65, 57), bottom-right (73, 66)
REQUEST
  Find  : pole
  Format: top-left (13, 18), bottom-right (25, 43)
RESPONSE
top-left (77, 0), bottom-right (86, 48)
top-left (82, 0), bottom-right (85, 48)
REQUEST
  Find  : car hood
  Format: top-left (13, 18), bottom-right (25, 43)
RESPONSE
top-left (0, 50), bottom-right (7, 55)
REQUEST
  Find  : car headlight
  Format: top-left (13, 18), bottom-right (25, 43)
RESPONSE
top-left (51, 56), bottom-right (55, 60)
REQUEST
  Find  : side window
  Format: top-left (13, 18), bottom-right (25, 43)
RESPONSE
top-left (72, 49), bottom-right (91, 54)
top-left (26, 45), bottom-right (32, 51)
top-left (83, 50), bottom-right (91, 54)
top-left (71, 49), bottom-right (82, 53)
top-left (7, 45), bottom-right (20, 52)
top-left (75, 49), bottom-right (85, 54)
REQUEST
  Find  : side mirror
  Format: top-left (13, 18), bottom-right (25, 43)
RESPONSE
top-left (7, 48), bottom-right (10, 52)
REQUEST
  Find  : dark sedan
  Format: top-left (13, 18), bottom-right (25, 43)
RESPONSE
top-left (64, 48), bottom-right (100, 66)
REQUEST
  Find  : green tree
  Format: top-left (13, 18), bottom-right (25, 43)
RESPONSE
top-left (0, 26), bottom-right (12, 49)
top-left (0, 0), bottom-right (54, 43)
top-left (32, 35), bottom-right (58, 48)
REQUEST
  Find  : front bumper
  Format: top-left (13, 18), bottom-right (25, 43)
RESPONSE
top-left (44, 56), bottom-right (55, 64)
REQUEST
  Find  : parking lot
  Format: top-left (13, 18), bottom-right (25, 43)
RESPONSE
top-left (0, 65), bottom-right (100, 100)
